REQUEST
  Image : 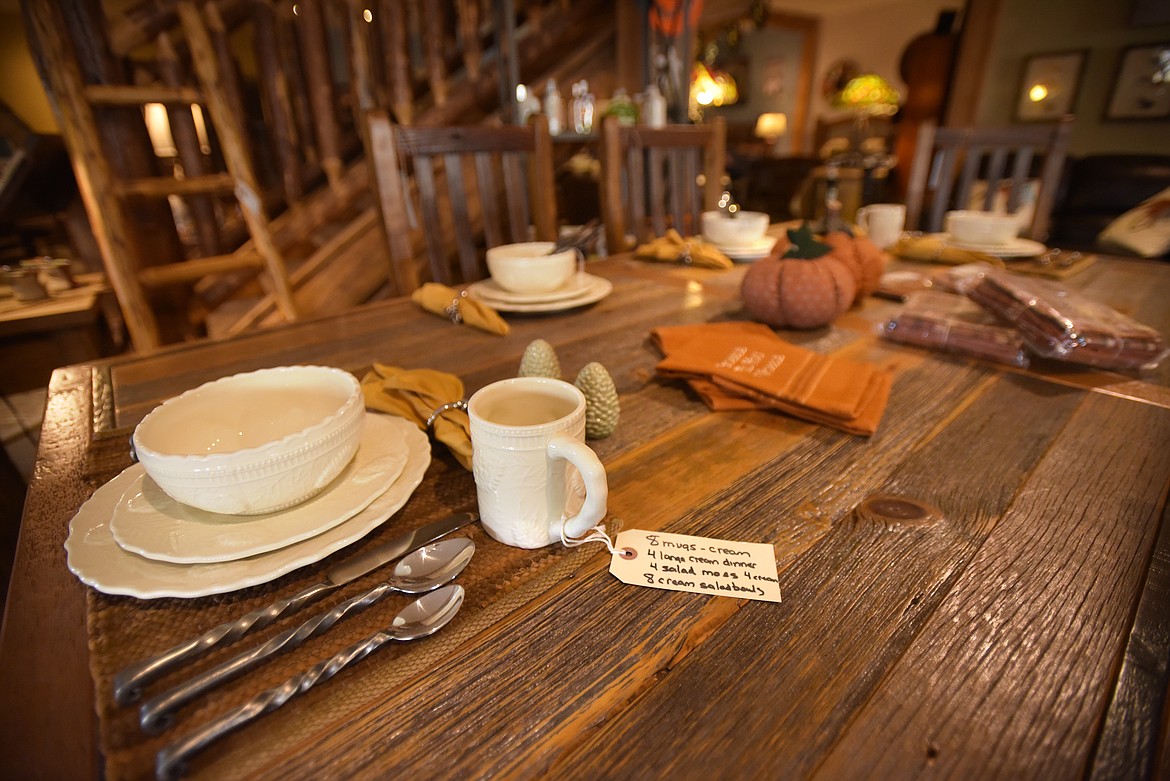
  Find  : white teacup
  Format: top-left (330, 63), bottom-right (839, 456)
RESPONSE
top-left (468, 377), bottom-right (608, 548)
top-left (855, 203), bottom-right (906, 250)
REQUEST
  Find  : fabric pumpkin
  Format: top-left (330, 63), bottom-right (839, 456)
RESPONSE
top-left (822, 231), bottom-right (886, 302)
top-left (741, 223), bottom-right (856, 329)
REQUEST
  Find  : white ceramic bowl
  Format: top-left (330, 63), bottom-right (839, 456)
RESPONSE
top-left (132, 366), bottom-right (365, 515)
top-left (945, 210), bottom-right (1022, 246)
top-left (701, 210), bottom-right (769, 248)
top-left (486, 242), bottom-right (576, 294)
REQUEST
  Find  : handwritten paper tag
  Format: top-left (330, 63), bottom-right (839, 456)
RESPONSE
top-left (609, 530), bottom-right (781, 603)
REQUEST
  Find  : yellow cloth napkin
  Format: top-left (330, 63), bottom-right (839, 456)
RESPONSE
top-left (411, 283), bottom-right (510, 335)
top-left (635, 229), bottom-right (734, 269)
top-left (652, 321), bottom-right (892, 436)
top-left (361, 363), bottom-right (472, 470)
top-left (890, 235), bottom-right (1005, 268)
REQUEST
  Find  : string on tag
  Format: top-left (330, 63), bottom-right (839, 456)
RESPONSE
top-left (560, 519), bottom-right (618, 554)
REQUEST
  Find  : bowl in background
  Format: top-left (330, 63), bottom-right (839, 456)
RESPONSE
top-left (701, 210), bottom-right (769, 248)
top-left (945, 210), bottom-right (1022, 246)
top-left (486, 242), bottom-right (576, 294)
top-left (132, 365), bottom-right (365, 515)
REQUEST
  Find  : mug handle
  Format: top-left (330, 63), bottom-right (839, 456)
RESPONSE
top-left (546, 435), bottom-right (608, 541)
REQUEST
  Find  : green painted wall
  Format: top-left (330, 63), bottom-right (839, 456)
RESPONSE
top-left (977, 0), bottom-right (1170, 155)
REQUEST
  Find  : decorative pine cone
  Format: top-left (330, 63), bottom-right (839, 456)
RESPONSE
top-left (574, 362), bottom-right (620, 439)
top-left (518, 339), bottom-right (561, 379)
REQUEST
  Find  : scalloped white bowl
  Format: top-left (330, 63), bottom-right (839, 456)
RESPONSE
top-left (945, 210), bottom-right (1022, 246)
top-left (701, 210), bottom-right (769, 248)
top-left (486, 242), bottom-right (576, 294)
top-left (132, 366), bottom-right (365, 515)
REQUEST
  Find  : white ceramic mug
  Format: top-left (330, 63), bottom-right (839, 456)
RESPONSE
top-left (855, 203), bottom-right (906, 249)
top-left (468, 377), bottom-right (608, 548)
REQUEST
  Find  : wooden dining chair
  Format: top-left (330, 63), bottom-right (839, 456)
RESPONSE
top-left (904, 117), bottom-right (1074, 241)
top-left (599, 115), bottom-right (727, 254)
top-left (367, 112), bottom-right (558, 294)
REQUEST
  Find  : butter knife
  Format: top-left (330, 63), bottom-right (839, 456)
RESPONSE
top-left (114, 510), bottom-right (477, 705)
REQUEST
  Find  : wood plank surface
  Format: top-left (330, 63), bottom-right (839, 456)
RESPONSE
top-left (1, 255), bottom-right (1168, 780)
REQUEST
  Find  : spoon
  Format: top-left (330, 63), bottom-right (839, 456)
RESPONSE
top-left (140, 538), bottom-right (474, 734)
top-left (156, 583), bottom-right (465, 781)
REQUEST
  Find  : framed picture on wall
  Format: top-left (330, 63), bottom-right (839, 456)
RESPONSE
top-left (1015, 50), bottom-right (1087, 121)
top-left (1105, 42), bottom-right (1170, 119)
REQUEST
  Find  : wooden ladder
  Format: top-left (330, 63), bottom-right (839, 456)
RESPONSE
top-left (25, 0), bottom-right (298, 351)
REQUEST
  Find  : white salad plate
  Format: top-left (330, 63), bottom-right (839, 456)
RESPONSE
top-left (467, 273), bottom-right (612, 312)
top-left (468, 273), bottom-right (594, 304)
top-left (710, 235), bottom-right (778, 261)
top-left (108, 414), bottom-right (410, 564)
top-left (64, 415), bottom-right (431, 598)
top-left (935, 233), bottom-right (1047, 258)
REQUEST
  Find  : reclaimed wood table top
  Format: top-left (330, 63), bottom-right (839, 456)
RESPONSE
top-left (1, 253), bottom-right (1168, 780)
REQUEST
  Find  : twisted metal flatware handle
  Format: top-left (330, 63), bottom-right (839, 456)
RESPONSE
top-left (114, 580), bottom-right (336, 705)
top-left (140, 579), bottom-right (404, 733)
top-left (155, 585), bottom-right (465, 781)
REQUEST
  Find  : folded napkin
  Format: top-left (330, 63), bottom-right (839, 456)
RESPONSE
top-left (635, 229), bottom-right (734, 269)
top-left (361, 363), bottom-right (473, 469)
top-left (412, 283), bottom-right (509, 335)
top-left (890, 235), bottom-right (1005, 268)
top-left (652, 321), bottom-right (892, 436)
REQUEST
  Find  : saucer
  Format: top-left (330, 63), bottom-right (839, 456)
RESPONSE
top-left (711, 236), bottom-right (778, 261)
top-left (468, 274), bottom-right (594, 304)
top-left (468, 273), bottom-right (612, 312)
top-left (936, 233), bottom-right (1047, 258)
top-left (64, 415), bottom-right (431, 598)
top-left (109, 414), bottom-right (409, 564)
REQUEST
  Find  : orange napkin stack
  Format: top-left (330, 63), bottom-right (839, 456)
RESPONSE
top-left (652, 322), bottom-right (892, 436)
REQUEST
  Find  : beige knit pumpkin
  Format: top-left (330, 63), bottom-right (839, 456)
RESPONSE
top-left (740, 223), bottom-right (856, 329)
top-left (822, 231), bottom-right (887, 302)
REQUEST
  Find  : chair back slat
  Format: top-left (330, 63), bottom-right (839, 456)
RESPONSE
top-left (501, 152), bottom-right (531, 243)
top-left (956, 146), bottom-right (984, 213)
top-left (368, 110), bottom-right (419, 293)
top-left (474, 153), bottom-right (505, 250)
top-left (1006, 148), bottom-right (1034, 213)
top-left (905, 117), bottom-right (1074, 241)
top-left (927, 146), bottom-right (959, 233)
top-left (412, 156), bottom-right (451, 284)
top-left (367, 113), bottom-right (558, 294)
top-left (599, 116), bottom-right (726, 253)
top-left (444, 154), bottom-right (482, 282)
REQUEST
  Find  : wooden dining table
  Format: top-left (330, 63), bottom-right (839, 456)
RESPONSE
top-left (1, 250), bottom-right (1168, 780)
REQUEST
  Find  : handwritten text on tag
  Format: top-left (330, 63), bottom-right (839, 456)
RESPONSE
top-left (609, 530), bottom-right (781, 603)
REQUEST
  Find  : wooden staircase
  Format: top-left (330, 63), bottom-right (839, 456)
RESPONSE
top-left (24, 0), bottom-right (616, 351)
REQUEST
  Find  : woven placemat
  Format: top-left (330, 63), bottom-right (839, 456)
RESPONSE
top-left (83, 436), bottom-right (619, 781)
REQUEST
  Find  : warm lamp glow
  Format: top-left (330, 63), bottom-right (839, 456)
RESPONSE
top-left (754, 112), bottom-right (788, 141)
top-left (834, 74), bottom-right (901, 116)
top-left (1028, 83), bottom-right (1049, 102)
top-left (691, 62), bottom-right (738, 109)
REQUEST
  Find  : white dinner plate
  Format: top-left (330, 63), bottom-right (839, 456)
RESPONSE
top-left (109, 415), bottom-right (409, 564)
top-left (64, 415), bottom-right (431, 599)
top-left (935, 233), bottom-right (1048, 258)
top-left (710, 236), bottom-right (778, 261)
top-left (467, 273), bottom-right (595, 305)
top-left (468, 273), bottom-right (612, 313)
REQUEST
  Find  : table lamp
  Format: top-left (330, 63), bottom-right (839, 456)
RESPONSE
top-left (754, 112), bottom-right (787, 153)
top-left (830, 73), bottom-right (899, 167)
